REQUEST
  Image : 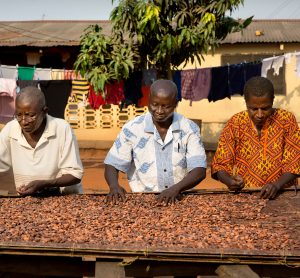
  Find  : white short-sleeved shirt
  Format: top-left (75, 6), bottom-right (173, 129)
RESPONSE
top-left (104, 112), bottom-right (207, 192)
top-left (0, 115), bottom-right (84, 194)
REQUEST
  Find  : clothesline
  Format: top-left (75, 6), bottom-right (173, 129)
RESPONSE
top-left (0, 51), bottom-right (299, 125)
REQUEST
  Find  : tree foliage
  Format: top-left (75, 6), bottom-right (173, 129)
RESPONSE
top-left (74, 0), bottom-right (252, 94)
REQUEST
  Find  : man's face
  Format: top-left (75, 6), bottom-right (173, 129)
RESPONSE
top-left (15, 100), bottom-right (46, 134)
top-left (148, 90), bottom-right (177, 124)
top-left (246, 95), bottom-right (274, 129)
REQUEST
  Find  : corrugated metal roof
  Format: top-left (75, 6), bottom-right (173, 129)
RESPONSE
top-left (222, 19), bottom-right (300, 44)
top-left (0, 19), bottom-right (300, 47)
top-left (0, 20), bottom-right (112, 47)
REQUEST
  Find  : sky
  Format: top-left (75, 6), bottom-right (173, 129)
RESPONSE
top-left (0, 0), bottom-right (300, 21)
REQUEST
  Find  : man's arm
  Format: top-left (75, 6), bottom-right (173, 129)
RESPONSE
top-left (105, 164), bottom-right (127, 204)
top-left (260, 172), bottom-right (298, 199)
top-left (216, 170), bottom-right (245, 191)
top-left (17, 174), bottom-right (81, 196)
top-left (157, 167), bottom-right (206, 204)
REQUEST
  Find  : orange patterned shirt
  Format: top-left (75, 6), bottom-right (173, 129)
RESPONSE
top-left (212, 109), bottom-right (300, 188)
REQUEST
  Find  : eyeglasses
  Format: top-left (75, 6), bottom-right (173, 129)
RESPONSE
top-left (14, 109), bottom-right (44, 122)
top-left (14, 113), bottom-right (38, 122)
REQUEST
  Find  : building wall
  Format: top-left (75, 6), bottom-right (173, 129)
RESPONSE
top-left (176, 43), bottom-right (300, 146)
top-left (68, 42), bottom-right (300, 148)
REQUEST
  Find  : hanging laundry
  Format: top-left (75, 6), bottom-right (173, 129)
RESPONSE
top-left (245, 62), bottom-right (262, 82)
top-left (71, 80), bottom-right (89, 105)
top-left (0, 79), bottom-right (17, 124)
top-left (64, 70), bottom-right (83, 80)
top-left (261, 57), bottom-right (278, 78)
top-left (34, 68), bottom-right (51, 80)
top-left (191, 68), bottom-right (212, 104)
top-left (17, 66), bottom-right (35, 80)
top-left (181, 69), bottom-right (197, 101)
top-left (0, 65), bottom-right (18, 79)
top-left (228, 64), bottom-right (245, 96)
top-left (208, 66), bottom-right (230, 102)
top-left (122, 71), bottom-right (143, 107)
top-left (272, 56), bottom-right (285, 75)
top-left (172, 70), bottom-right (182, 101)
top-left (284, 53), bottom-right (292, 64)
top-left (88, 86), bottom-right (106, 110)
top-left (105, 81), bottom-right (125, 105)
top-left (139, 68), bottom-right (157, 106)
top-left (139, 86), bottom-right (150, 107)
top-left (51, 69), bottom-right (65, 80)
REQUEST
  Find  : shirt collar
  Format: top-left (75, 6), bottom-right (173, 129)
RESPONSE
top-left (144, 112), bottom-right (181, 133)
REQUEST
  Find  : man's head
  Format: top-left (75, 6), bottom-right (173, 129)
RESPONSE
top-left (148, 79), bottom-right (178, 125)
top-left (15, 86), bottom-right (48, 134)
top-left (243, 77), bottom-right (275, 129)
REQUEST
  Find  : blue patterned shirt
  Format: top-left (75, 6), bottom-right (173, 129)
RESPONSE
top-left (104, 112), bottom-right (207, 192)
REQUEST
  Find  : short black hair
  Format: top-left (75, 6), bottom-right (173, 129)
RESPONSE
top-left (150, 79), bottom-right (178, 101)
top-left (244, 76), bottom-right (274, 101)
top-left (17, 86), bottom-right (46, 109)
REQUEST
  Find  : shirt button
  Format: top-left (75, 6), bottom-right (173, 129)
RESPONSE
top-left (164, 169), bottom-right (167, 172)
top-left (162, 147), bottom-right (165, 151)
top-left (165, 186), bottom-right (168, 189)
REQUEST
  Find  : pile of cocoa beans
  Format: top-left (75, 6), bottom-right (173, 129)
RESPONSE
top-left (0, 193), bottom-right (298, 252)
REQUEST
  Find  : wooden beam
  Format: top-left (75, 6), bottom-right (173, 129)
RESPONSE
top-left (216, 265), bottom-right (260, 278)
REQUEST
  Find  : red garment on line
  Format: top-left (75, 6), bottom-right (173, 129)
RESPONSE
top-left (88, 81), bottom-right (124, 109)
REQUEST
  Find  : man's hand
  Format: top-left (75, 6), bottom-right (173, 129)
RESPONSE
top-left (106, 185), bottom-right (127, 204)
top-left (227, 175), bottom-right (245, 191)
top-left (17, 180), bottom-right (44, 196)
top-left (156, 187), bottom-right (181, 205)
top-left (260, 183), bottom-right (281, 199)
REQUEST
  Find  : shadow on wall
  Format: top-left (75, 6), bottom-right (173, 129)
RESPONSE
top-left (202, 122), bottom-right (225, 149)
top-left (274, 84), bottom-right (300, 109)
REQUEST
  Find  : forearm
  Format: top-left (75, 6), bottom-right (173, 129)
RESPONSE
top-left (272, 172), bottom-right (298, 189)
top-left (43, 174), bottom-right (81, 189)
top-left (216, 170), bottom-right (233, 187)
top-left (172, 167), bottom-right (206, 193)
top-left (104, 164), bottom-right (120, 190)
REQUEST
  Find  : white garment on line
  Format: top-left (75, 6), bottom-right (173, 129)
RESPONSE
top-left (261, 57), bottom-right (274, 77)
top-left (0, 65), bottom-right (18, 79)
top-left (272, 56), bottom-right (285, 75)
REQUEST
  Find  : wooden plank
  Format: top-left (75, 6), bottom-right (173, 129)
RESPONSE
top-left (0, 255), bottom-right (94, 277)
top-left (95, 261), bottom-right (125, 278)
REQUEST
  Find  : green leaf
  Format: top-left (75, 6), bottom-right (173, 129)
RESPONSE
top-left (167, 35), bottom-right (172, 50)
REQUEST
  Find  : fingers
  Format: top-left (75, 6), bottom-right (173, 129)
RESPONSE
top-left (260, 184), bottom-right (278, 199)
top-left (156, 194), bottom-right (177, 205)
top-left (106, 191), bottom-right (126, 204)
top-left (17, 185), bottom-right (30, 195)
top-left (228, 176), bottom-right (245, 192)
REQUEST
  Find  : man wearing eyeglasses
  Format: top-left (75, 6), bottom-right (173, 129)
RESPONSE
top-left (0, 86), bottom-right (83, 196)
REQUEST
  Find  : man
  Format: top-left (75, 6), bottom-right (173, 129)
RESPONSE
top-left (212, 76), bottom-right (300, 199)
top-left (104, 79), bottom-right (207, 204)
top-left (0, 86), bottom-right (83, 196)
